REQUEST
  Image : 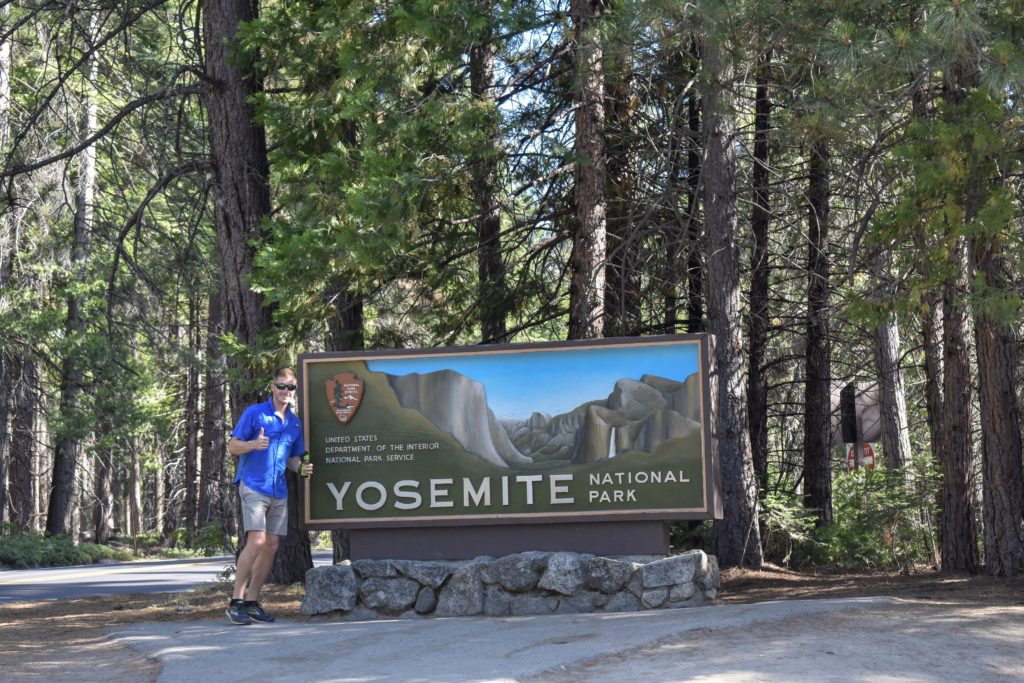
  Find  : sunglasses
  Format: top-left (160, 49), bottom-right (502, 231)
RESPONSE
top-left (275, 383), bottom-right (297, 391)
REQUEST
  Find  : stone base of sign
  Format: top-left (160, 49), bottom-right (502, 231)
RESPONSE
top-left (300, 549), bottom-right (719, 620)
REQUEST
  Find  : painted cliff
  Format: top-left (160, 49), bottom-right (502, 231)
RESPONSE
top-left (385, 369), bottom-right (533, 468)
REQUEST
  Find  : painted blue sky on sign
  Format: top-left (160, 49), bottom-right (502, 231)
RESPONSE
top-left (367, 342), bottom-right (700, 420)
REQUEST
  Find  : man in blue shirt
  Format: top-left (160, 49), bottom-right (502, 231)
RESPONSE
top-left (225, 367), bottom-right (312, 625)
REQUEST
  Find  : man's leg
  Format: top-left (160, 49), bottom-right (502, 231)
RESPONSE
top-left (244, 490), bottom-right (287, 602)
top-left (232, 531), bottom-right (267, 600)
top-left (244, 533), bottom-right (280, 601)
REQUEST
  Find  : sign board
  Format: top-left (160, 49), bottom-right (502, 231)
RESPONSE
top-left (298, 335), bottom-right (719, 529)
top-left (830, 382), bottom-right (881, 446)
top-left (846, 443), bottom-right (876, 473)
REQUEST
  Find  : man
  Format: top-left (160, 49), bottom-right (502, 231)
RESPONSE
top-left (226, 367), bottom-right (312, 625)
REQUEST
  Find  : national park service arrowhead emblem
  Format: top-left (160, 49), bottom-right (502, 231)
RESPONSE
top-left (326, 372), bottom-right (364, 425)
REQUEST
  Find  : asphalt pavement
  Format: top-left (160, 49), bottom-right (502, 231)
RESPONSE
top-left (5, 554), bottom-right (1022, 682)
top-left (108, 596), bottom-right (1024, 682)
top-left (0, 550), bottom-right (333, 602)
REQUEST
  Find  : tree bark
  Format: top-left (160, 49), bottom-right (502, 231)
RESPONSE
top-left (874, 313), bottom-right (911, 469)
top-left (0, 4), bottom-right (10, 525)
top-left (92, 421), bottom-right (114, 544)
top-left (802, 135), bottom-right (832, 524)
top-left (203, 0), bottom-right (274, 421)
top-left (8, 356), bottom-right (36, 530)
top-left (128, 440), bottom-right (143, 537)
top-left (972, 243), bottom-right (1024, 577)
top-left (921, 291), bottom-right (945, 468)
top-left (204, 0), bottom-right (308, 580)
top-left (154, 447), bottom-right (166, 535)
top-left (932, 46), bottom-right (980, 574)
top-left (702, 34), bottom-right (763, 568)
top-left (469, 23), bottom-right (507, 344)
top-left (940, 236), bottom-right (979, 572)
top-left (48, 13), bottom-right (99, 536)
top-left (684, 69), bottom-right (703, 334)
top-left (567, 0), bottom-right (606, 341)
top-left (604, 39), bottom-right (640, 338)
top-left (161, 451), bottom-right (176, 537)
top-left (746, 50), bottom-right (771, 493)
top-left (660, 46), bottom-right (701, 334)
top-left (0, 356), bottom-right (8, 526)
top-left (184, 296), bottom-right (200, 538)
top-left (326, 290), bottom-right (363, 564)
top-left (200, 286), bottom-right (229, 531)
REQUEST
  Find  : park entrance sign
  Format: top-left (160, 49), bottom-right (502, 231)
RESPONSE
top-left (298, 335), bottom-right (721, 557)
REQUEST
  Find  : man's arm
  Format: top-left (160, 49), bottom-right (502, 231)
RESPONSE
top-left (228, 427), bottom-right (269, 457)
top-left (287, 453), bottom-right (313, 476)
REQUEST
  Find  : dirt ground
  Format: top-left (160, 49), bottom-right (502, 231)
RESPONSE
top-left (1, 564), bottom-right (1022, 681)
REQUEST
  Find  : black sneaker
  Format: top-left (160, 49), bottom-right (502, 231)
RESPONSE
top-left (244, 600), bottom-right (275, 623)
top-left (226, 599), bottom-right (251, 625)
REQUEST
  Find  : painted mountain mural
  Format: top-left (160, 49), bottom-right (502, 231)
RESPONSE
top-left (385, 370), bottom-right (533, 468)
top-left (385, 369), bottom-right (702, 468)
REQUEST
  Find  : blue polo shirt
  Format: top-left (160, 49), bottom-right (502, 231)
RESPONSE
top-left (231, 398), bottom-right (305, 499)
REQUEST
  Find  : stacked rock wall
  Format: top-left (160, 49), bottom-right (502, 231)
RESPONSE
top-left (301, 550), bottom-right (718, 619)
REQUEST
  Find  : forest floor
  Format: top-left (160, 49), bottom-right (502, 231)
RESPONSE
top-left (0, 564), bottom-right (1022, 681)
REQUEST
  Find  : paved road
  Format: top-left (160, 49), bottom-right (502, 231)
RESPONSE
top-left (0, 550), bottom-right (333, 603)
top-left (105, 596), bottom-right (1024, 682)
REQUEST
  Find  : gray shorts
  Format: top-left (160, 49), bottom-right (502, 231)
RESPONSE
top-left (239, 482), bottom-right (288, 536)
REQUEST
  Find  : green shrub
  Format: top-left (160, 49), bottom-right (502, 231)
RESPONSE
top-left (0, 533), bottom-right (44, 568)
top-left (0, 533), bottom-right (131, 569)
top-left (193, 523), bottom-right (231, 556)
top-left (144, 524), bottom-right (231, 557)
top-left (803, 457), bottom-right (939, 570)
top-left (132, 530), bottom-right (164, 549)
top-left (78, 542), bottom-right (132, 563)
top-left (761, 491), bottom-right (818, 566)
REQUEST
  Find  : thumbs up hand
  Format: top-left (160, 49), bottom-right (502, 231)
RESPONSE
top-left (254, 427), bottom-right (270, 451)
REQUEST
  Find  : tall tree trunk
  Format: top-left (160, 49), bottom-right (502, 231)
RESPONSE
top-left (48, 14), bottom-right (99, 536)
top-left (0, 360), bottom-right (7, 526)
top-left (469, 22), bottom-right (507, 344)
top-left (128, 440), bottom-right (143, 537)
top-left (0, 5), bottom-right (10, 523)
top-left (746, 49), bottom-right (772, 493)
top-left (684, 64), bottom-right (703, 334)
top-left (912, 67), bottom-right (942, 567)
top-left (660, 54), bottom-right (681, 334)
top-left (802, 134), bottom-right (832, 525)
top-left (161, 453), bottom-right (175, 537)
top-left (205, 0), bottom-right (307, 581)
top-left (326, 289), bottom-right (363, 564)
top-left (660, 47), bottom-right (701, 334)
top-left (940, 237), bottom-right (979, 572)
top-left (200, 287), bottom-right (229, 531)
top-left (972, 242), bottom-right (1024, 577)
top-left (184, 295), bottom-right (200, 538)
top-left (8, 357), bottom-right (36, 530)
top-left (702, 34), bottom-right (763, 568)
top-left (92, 419), bottom-right (114, 544)
top-left (933, 55), bottom-right (981, 574)
top-left (921, 291), bottom-right (945, 468)
top-left (154, 446), bottom-right (166, 535)
top-left (874, 313), bottom-right (911, 469)
top-left (604, 40), bottom-right (639, 338)
top-left (567, 0), bottom-right (606, 341)
top-left (203, 0), bottom-right (274, 421)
